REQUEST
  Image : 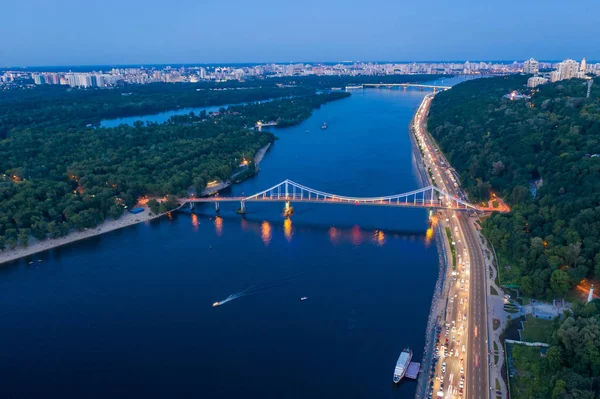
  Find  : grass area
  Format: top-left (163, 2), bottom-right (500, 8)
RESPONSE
top-left (495, 354), bottom-right (499, 364)
top-left (520, 314), bottom-right (555, 343)
top-left (494, 341), bottom-right (498, 351)
top-left (507, 343), bottom-right (551, 399)
top-left (445, 226), bottom-right (457, 270)
top-left (491, 286), bottom-right (499, 296)
top-left (496, 379), bottom-right (501, 390)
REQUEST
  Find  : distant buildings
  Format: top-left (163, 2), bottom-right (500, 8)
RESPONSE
top-left (522, 57), bottom-right (594, 87)
top-left (523, 58), bottom-right (539, 75)
top-left (2, 58), bottom-right (594, 92)
top-left (527, 76), bottom-right (548, 88)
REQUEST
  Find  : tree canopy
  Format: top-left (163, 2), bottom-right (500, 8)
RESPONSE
top-left (0, 83), bottom-right (350, 249)
top-left (428, 75), bottom-right (600, 298)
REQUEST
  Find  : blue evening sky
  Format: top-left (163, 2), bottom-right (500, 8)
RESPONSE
top-left (3, 0), bottom-right (599, 66)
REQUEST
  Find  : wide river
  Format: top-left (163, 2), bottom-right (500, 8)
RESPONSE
top-left (0, 77), bottom-right (467, 398)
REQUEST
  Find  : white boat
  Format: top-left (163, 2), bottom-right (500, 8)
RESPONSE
top-left (300, 297), bottom-right (308, 301)
top-left (393, 348), bottom-right (413, 383)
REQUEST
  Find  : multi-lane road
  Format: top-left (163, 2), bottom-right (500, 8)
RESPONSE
top-left (413, 95), bottom-right (490, 399)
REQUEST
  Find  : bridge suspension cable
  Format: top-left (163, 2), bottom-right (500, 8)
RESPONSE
top-left (186, 179), bottom-right (483, 212)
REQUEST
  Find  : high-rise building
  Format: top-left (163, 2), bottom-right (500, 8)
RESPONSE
top-left (580, 57), bottom-right (587, 72)
top-left (550, 70), bottom-right (561, 83)
top-left (557, 59), bottom-right (579, 80)
top-left (527, 76), bottom-right (548, 88)
top-left (32, 74), bottom-right (44, 85)
top-left (523, 58), bottom-right (539, 75)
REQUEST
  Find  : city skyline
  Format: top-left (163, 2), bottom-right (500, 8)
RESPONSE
top-left (3, 0), bottom-right (599, 66)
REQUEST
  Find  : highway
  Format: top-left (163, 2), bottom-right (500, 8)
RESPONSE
top-left (413, 95), bottom-right (489, 399)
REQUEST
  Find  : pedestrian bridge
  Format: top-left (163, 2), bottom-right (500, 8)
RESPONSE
top-left (363, 83), bottom-right (451, 91)
top-left (181, 179), bottom-right (490, 213)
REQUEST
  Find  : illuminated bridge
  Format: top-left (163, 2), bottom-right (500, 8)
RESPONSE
top-left (362, 83), bottom-right (451, 91)
top-left (181, 179), bottom-right (489, 213)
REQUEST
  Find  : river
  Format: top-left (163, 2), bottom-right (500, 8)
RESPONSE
top-left (0, 77), bottom-right (467, 398)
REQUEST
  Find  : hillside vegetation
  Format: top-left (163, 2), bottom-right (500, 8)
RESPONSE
top-left (429, 75), bottom-right (600, 298)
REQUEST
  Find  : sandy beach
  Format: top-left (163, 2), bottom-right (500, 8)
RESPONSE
top-left (0, 206), bottom-right (167, 266)
top-left (0, 143), bottom-right (273, 266)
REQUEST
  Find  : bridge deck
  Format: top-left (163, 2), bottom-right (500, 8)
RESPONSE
top-left (182, 197), bottom-right (493, 212)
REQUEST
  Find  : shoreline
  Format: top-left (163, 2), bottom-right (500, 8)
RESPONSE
top-left (0, 205), bottom-right (173, 266)
top-left (409, 95), bottom-right (450, 399)
top-left (0, 143), bottom-right (274, 266)
top-left (199, 142), bottom-right (272, 196)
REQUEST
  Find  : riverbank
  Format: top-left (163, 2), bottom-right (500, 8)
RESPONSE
top-left (199, 142), bottom-right (271, 196)
top-left (409, 95), bottom-right (451, 399)
top-left (1, 143), bottom-right (273, 266)
top-left (0, 205), bottom-right (173, 266)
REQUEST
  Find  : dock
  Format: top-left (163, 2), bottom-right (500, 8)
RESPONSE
top-left (406, 362), bottom-right (420, 379)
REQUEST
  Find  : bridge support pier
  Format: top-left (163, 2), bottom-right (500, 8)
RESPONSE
top-left (237, 201), bottom-right (246, 214)
top-left (189, 202), bottom-right (195, 210)
top-left (215, 201), bottom-right (220, 212)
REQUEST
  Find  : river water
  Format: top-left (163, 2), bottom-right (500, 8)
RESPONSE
top-left (0, 77), bottom-right (466, 398)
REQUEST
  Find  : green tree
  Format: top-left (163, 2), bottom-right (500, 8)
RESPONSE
top-left (550, 270), bottom-right (570, 297)
top-left (148, 199), bottom-right (160, 215)
top-left (520, 276), bottom-right (534, 295)
top-left (551, 379), bottom-right (566, 399)
top-left (18, 228), bottom-right (30, 248)
top-left (109, 205), bottom-right (124, 220)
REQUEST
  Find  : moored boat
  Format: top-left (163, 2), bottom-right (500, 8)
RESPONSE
top-left (393, 348), bottom-right (413, 383)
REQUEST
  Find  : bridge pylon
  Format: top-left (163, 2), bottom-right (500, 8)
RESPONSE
top-left (215, 201), bottom-right (220, 212)
top-left (237, 201), bottom-right (246, 214)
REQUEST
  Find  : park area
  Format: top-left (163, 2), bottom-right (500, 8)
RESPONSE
top-left (506, 343), bottom-right (551, 399)
top-left (520, 314), bottom-right (555, 343)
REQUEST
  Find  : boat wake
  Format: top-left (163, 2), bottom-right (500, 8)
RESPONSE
top-left (212, 271), bottom-right (304, 307)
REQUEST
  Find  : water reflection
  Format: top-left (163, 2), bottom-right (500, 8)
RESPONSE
top-left (193, 213), bottom-right (428, 248)
top-left (328, 227), bottom-right (340, 245)
top-left (425, 227), bottom-right (434, 247)
top-left (351, 225), bottom-right (363, 246)
top-left (214, 216), bottom-right (223, 236)
top-left (191, 214), bottom-right (199, 232)
top-left (261, 221), bottom-right (272, 246)
top-left (373, 230), bottom-right (386, 246)
top-left (283, 218), bottom-right (293, 242)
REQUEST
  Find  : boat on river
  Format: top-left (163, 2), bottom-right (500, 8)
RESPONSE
top-left (393, 348), bottom-right (412, 383)
top-left (321, 122), bottom-right (327, 130)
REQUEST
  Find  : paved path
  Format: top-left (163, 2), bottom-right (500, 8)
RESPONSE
top-left (474, 226), bottom-right (508, 399)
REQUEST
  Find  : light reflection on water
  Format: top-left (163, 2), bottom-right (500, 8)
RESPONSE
top-left (283, 218), bottom-right (293, 242)
top-left (261, 221), bottom-right (272, 246)
top-left (191, 213), bottom-right (199, 232)
top-left (214, 216), bottom-right (223, 236)
top-left (201, 213), bottom-right (426, 248)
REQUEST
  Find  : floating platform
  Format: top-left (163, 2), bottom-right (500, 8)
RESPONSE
top-left (405, 362), bottom-right (420, 379)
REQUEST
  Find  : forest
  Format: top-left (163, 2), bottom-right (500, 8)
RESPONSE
top-left (0, 85), bottom-right (351, 250)
top-left (428, 75), bottom-right (600, 298)
top-left (510, 299), bottom-right (600, 399)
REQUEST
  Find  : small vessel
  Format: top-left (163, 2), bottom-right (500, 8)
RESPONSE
top-left (213, 302), bottom-right (220, 307)
top-left (306, 130), bottom-right (309, 133)
top-left (300, 297), bottom-right (308, 301)
top-left (321, 122), bottom-right (327, 130)
top-left (393, 348), bottom-right (413, 383)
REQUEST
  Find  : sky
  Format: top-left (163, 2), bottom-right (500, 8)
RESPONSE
top-left (2, 0), bottom-right (599, 66)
